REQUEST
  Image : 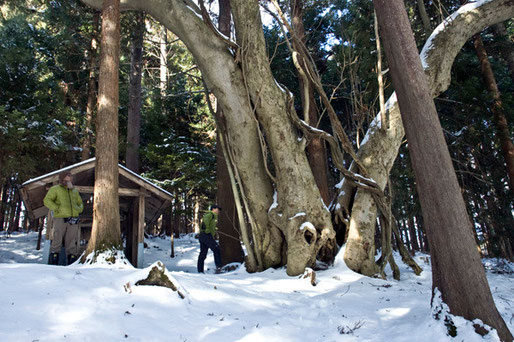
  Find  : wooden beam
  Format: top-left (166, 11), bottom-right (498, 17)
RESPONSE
top-left (32, 206), bottom-right (49, 219)
top-left (118, 167), bottom-right (173, 202)
top-left (138, 191), bottom-right (145, 243)
top-left (74, 185), bottom-right (150, 197)
top-left (19, 187), bottom-right (34, 220)
top-left (136, 190), bottom-right (146, 268)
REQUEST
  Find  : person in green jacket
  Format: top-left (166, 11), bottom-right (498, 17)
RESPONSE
top-left (197, 204), bottom-right (222, 273)
top-left (43, 171), bottom-right (84, 265)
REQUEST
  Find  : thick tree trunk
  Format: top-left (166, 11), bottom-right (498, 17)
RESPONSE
top-left (215, 0), bottom-right (244, 266)
top-left (126, 11), bottom-right (144, 173)
top-left (472, 33), bottom-right (514, 194)
top-left (85, 0), bottom-right (122, 258)
top-left (291, 0), bottom-right (331, 206)
top-left (339, 0), bottom-right (514, 276)
top-left (82, 11), bottom-right (99, 161)
top-left (231, 0), bottom-right (336, 275)
top-left (373, 1), bottom-right (512, 340)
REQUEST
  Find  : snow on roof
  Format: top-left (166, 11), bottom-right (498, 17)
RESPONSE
top-left (22, 158), bottom-right (173, 199)
top-left (22, 158), bottom-right (96, 186)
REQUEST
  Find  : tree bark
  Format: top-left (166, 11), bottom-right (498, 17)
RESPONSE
top-left (291, 0), bottom-right (331, 206)
top-left (85, 0), bottom-right (122, 259)
top-left (215, 0), bottom-right (245, 266)
top-left (231, 0), bottom-right (336, 275)
top-left (373, 0), bottom-right (512, 340)
top-left (126, 11), bottom-right (144, 173)
top-left (82, 11), bottom-right (100, 161)
top-left (472, 33), bottom-right (514, 195)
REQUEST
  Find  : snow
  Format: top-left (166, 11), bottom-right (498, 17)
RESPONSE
top-left (420, 0), bottom-right (494, 69)
top-left (288, 212), bottom-right (306, 220)
top-left (360, 93), bottom-right (398, 148)
top-left (298, 222), bottom-right (316, 234)
top-left (268, 190), bottom-right (278, 213)
top-left (0, 231), bottom-right (513, 342)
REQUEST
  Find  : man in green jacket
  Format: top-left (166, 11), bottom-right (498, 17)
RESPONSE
top-left (197, 204), bottom-right (222, 273)
top-left (43, 171), bottom-right (84, 265)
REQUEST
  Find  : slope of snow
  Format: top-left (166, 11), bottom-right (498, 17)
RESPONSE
top-left (0, 231), bottom-right (512, 341)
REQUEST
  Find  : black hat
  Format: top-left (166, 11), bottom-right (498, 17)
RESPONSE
top-left (210, 204), bottom-right (222, 211)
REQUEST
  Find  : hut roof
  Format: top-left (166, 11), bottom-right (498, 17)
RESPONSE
top-left (20, 158), bottom-right (173, 222)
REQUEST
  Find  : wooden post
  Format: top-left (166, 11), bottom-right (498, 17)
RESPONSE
top-left (136, 189), bottom-right (146, 268)
top-left (130, 197), bottom-right (138, 266)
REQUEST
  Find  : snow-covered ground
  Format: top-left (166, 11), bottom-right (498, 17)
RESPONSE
top-left (0, 231), bottom-right (512, 342)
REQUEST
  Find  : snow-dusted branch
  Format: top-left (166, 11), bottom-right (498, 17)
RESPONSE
top-left (421, 0), bottom-right (514, 96)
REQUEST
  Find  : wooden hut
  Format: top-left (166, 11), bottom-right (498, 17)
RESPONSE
top-left (20, 158), bottom-right (173, 267)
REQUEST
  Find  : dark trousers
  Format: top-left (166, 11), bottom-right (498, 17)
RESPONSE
top-left (197, 232), bottom-right (222, 272)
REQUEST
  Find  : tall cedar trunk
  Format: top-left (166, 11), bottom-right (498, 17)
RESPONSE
top-left (82, 11), bottom-right (99, 161)
top-left (290, 0), bottom-right (331, 206)
top-left (85, 0), bottom-right (122, 258)
top-left (373, 1), bottom-right (512, 340)
top-left (493, 22), bottom-right (514, 83)
top-left (126, 12), bottom-right (144, 173)
top-left (472, 33), bottom-right (514, 194)
top-left (216, 0), bottom-right (244, 266)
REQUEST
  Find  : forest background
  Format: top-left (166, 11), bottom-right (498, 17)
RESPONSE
top-left (1, 0), bottom-right (512, 262)
top-left (0, 0), bottom-right (513, 339)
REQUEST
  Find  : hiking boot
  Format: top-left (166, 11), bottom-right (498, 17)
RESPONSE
top-left (67, 254), bottom-right (77, 265)
top-left (50, 252), bottom-right (59, 265)
top-left (214, 267), bottom-right (223, 274)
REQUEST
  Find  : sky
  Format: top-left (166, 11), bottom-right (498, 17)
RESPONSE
top-left (0, 231), bottom-right (512, 342)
